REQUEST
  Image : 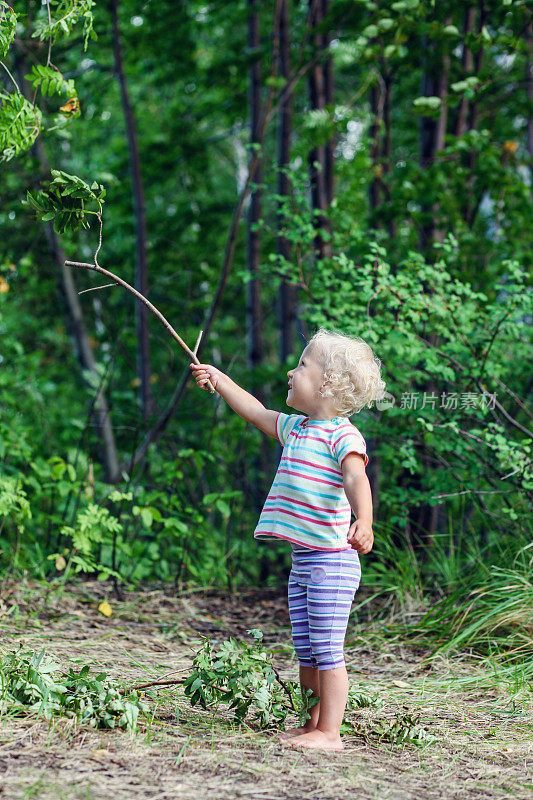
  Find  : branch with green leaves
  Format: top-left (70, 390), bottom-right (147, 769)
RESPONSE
top-left (182, 629), bottom-right (316, 729)
top-left (0, 0), bottom-right (91, 161)
top-left (0, 1), bottom-right (16, 61)
top-left (31, 0), bottom-right (97, 53)
top-left (0, 648), bottom-right (148, 732)
top-left (24, 169), bottom-right (104, 233)
top-left (25, 169), bottom-right (216, 393)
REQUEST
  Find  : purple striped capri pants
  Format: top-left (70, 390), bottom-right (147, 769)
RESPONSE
top-left (288, 545), bottom-right (361, 671)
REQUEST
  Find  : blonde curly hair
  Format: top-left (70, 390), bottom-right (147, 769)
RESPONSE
top-left (307, 327), bottom-right (386, 416)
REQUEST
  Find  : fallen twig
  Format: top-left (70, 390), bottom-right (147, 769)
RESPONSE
top-left (78, 282), bottom-right (118, 295)
top-left (127, 678), bottom-right (185, 692)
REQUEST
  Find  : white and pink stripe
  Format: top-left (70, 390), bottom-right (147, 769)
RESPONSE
top-left (253, 412), bottom-right (368, 551)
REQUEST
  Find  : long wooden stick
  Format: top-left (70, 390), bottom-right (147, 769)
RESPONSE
top-left (65, 260), bottom-right (216, 393)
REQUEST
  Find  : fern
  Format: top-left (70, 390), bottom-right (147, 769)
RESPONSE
top-left (31, 0), bottom-right (97, 52)
top-left (61, 503), bottom-right (122, 555)
top-left (24, 64), bottom-right (77, 100)
top-left (0, 92), bottom-right (42, 162)
top-left (0, 475), bottom-right (32, 525)
top-left (303, 108), bottom-right (331, 130)
top-left (51, 499), bottom-right (124, 581)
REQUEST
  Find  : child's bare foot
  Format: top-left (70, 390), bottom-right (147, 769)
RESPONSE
top-left (285, 728), bottom-right (343, 751)
top-left (276, 724), bottom-right (316, 742)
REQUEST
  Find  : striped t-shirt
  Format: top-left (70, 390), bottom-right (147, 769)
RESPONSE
top-left (253, 412), bottom-right (369, 551)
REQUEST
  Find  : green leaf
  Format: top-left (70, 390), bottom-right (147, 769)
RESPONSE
top-left (0, 1), bottom-right (17, 59)
top-left (31, 0), bottom-right (97, 52)
top-left (442, 24), bottom-right (460, 36)
top-left (413, 96), bottom-right (442, 111)
top-left (25, 171), bottom-right (105, 232)
top-left (0, 92), bottom-right (42, 162)
top-left (140, 509), bottom-right (153, 528)
top-left (214, 499), bottom-right (231, 519)
top-left (377, 18), bottom-right (394, 31)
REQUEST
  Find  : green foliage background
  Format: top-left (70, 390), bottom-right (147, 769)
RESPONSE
top-left (0, 0), bottom-right (532, 668)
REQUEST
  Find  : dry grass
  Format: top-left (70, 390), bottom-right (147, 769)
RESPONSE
top-left (0, 577), bottom-right (531, 800)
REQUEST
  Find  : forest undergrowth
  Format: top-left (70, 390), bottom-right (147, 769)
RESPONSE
top-left (0, 576), bottom-right (531, 800)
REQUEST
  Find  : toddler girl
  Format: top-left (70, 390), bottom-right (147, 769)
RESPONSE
top-left (190, 327), bottom-right (386, 751)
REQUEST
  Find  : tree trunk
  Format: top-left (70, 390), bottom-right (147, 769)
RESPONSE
top-left (432, 17), bottom-right (451, 245)
top-left (277, 0), bottom-right (296, 366)
top-left (417, 37), bottom-right (438, 542)
top-left (275, 0), bottom-right (299, 558)
top-left (367, 69), bottom-right (387, 516)
top-left (381, 65), bottom-right (396, 241)
top-left (307, 0), bottom-right (333, 259)
top-left (418, 33), bottom-right (439, 257)
top-left (412, 22), bottom-right (452, 549)
top-left (246, 0), bottom-right (272, 584)
top-left (13, 49), bottom-right (121, 484)
top-left (123, 2), bottom-right (282, 478)
top-left (462, 1), bottom-right (487, 230)
top-left (454, 6), bottom-right (476, 138)
top-left (111, 0), bottom-right (153, 421)
top-left (526, 9), bottom-right (533, 199)
top-left (323, 0), bottom-right (334, 208)
top-left (369, 61), bottom-right (395, 239)
top-left (368, 82), bottom-right (383, 216)
top-left (246, 0), bottom-right (264, 403)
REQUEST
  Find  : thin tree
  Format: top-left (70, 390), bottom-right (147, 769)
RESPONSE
top-left (277, 0), bottom-right (296, 368)
top-left (368, 55), bottom-right (395, 240)
top-left (454, 5), bottom-right (476, 139)
top-left (526, 7), bottom-right (533, 199)
top-left (12, 23), bottom-right (120, 483)
top-left (123, 0), bottom-right (286, 478)
top-left (307, 0), bottom-right (334, 260)
top-left (414, 14), bottom-right (453, 547)
top-left (245, 0), bottom-right (273, 583)
top-left (455, 2), bottom-right (488, 229)
top-left (5, 0), bottom-right (160, 479)
top-left (111, 0), bottom-right (153, 420)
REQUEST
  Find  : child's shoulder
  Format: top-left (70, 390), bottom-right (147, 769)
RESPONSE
top-left (277, 412), bottom-right (307, 443)
top-left (278, 411), bottom-right (307, 424)
top-left (334, 416), bottom-right (366, 440)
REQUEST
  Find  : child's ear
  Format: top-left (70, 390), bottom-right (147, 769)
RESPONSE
top-left (319, 373), bottom-right (337, 394)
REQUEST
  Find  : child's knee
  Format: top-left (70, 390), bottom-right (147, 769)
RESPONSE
top-left (317, 656), bottom-right (346, 671)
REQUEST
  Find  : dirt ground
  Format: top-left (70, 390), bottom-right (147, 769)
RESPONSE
top-left (0, 578), bottom-right (531, 800)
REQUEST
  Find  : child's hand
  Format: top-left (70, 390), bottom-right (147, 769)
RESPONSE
top-left (190, 362), bottom-right (224, 392)
top-left (347, 519), bottom-right (374, 554)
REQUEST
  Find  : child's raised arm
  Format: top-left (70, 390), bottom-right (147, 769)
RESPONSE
top-left (190, 363), bottom-right (279, 439)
